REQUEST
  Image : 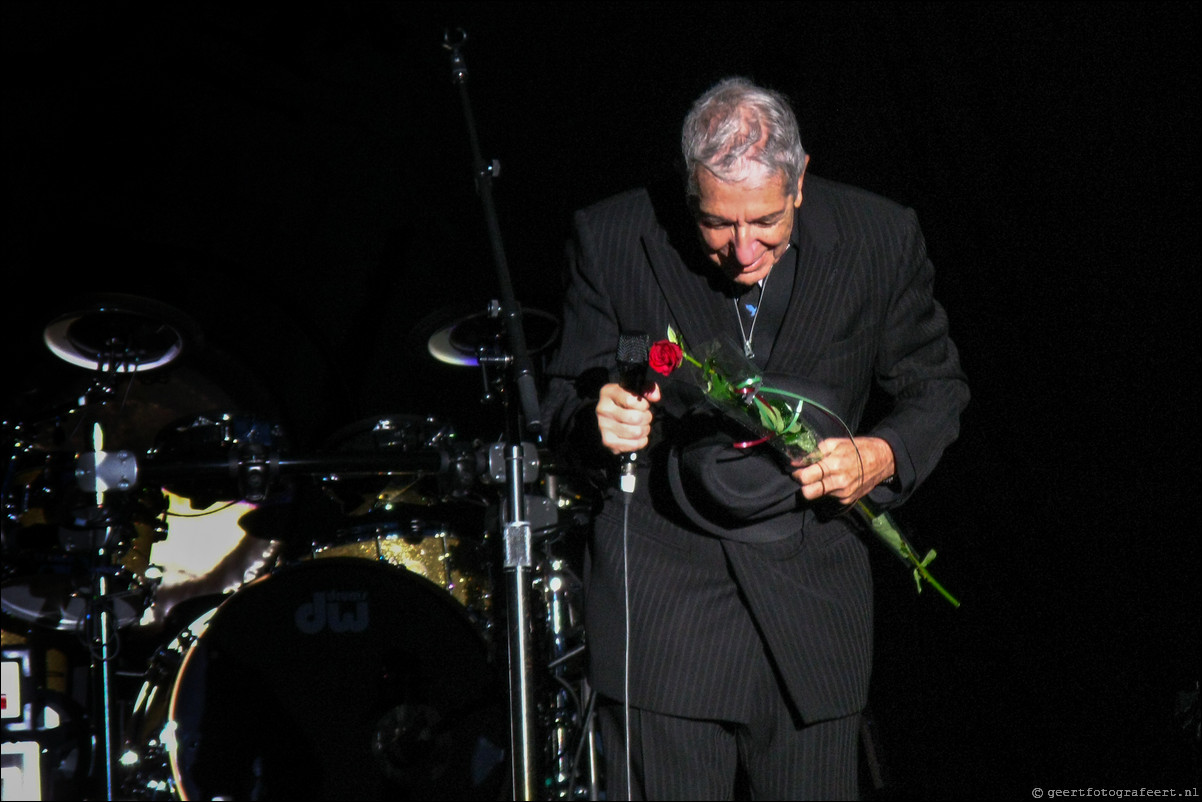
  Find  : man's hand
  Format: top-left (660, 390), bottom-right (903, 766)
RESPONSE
top-left (791, 436), bottom-right (896, 507)
top-left (596, 382), bottom-right (662, 455)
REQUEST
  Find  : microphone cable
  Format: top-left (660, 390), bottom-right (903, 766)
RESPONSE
top-left (614, 331), bottom-right (649, 801)
top-left (622, 488), bottom-right (633, 801)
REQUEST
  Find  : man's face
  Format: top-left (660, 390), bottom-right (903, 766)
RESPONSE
top-left (693, 159), bottom-right (806, 287)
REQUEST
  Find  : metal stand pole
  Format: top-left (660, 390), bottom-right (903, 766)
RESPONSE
top-left (88, 551), bottom-right (119, 800)
top-left (502, 444), bottom-right (539, 800)
top-left (442, 29), bottom-right (544, 799)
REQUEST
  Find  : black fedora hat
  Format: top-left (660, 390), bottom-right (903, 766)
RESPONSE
top-left (665, 375), bottom-right (849, 542)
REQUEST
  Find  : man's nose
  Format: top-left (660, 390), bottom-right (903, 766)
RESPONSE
top-left (733, 225), bottom-right (759, 265)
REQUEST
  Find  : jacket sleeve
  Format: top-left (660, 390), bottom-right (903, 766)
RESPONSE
top-left (866, 207), bottom-right (969, 506)
top-left (539, 208), bottom-right (620, 463)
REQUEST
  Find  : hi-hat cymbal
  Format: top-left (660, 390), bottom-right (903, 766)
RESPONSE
top-left (43, 293), bottom-right (201, 372)
top-left (419, 306), bottom-right (560, 367)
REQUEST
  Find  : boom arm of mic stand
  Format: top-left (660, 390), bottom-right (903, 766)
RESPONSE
top-left (444, 29), bottom-right (542, 440)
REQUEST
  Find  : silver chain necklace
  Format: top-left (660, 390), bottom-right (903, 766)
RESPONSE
top-left (734, 273), bottom-right (768, 359)
top-left (733, 244), bottom-right (786, 359)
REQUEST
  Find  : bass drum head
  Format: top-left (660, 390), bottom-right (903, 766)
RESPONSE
top-left (167, 557), bottom-right (508, 800)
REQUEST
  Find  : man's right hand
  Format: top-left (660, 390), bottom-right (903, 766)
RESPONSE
top-left (596, 381), bottom-right (662, 455)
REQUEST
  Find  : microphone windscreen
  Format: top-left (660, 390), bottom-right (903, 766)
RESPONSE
top-left (617, 331), bottom-right (650, 368)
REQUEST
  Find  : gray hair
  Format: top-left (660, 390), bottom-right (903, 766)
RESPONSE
top-left (681, 77), bottom-right (806, 198)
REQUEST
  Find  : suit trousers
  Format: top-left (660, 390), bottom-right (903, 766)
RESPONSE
top-left (596, 675), bottom-right (861, 801)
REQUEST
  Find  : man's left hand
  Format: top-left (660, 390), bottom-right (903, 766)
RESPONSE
top-left (791, 436), bottom-right (896, 506)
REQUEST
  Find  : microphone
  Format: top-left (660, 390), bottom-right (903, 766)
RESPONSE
top-left (615, 331), bottom-right (651, 494)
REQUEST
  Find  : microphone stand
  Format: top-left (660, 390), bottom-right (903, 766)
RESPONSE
top-left (81, 386), bottom-right (124, 801)
top-left (442, 29), bottom-right (542, 800)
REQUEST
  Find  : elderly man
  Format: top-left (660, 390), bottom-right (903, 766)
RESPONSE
top-left (541, 76), bottom-right (968, 800)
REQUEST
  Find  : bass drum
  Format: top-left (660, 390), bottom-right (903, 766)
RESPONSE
top-left (120, 557), bottom-right (509, 801)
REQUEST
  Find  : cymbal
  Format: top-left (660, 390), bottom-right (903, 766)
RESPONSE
top-left (9, 296), bottom-right (277, 454)
top-left (42, 293), bottom-right (202, 372)
top-left (4, 290), bottom-right (296, 456)
top-left (419, 306), bottom-right (559, 367)
top-left (8, 365), bottom-right (261, 456)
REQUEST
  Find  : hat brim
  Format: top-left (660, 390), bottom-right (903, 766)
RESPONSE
top-left (664, 374), bottom-right (850, 542)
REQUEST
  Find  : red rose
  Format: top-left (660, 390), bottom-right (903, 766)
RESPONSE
top-left (648, 340), bottom-right (683, 376)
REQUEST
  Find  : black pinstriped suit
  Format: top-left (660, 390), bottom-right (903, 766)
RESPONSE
top-left (541, 172), bottom-right (968, 752)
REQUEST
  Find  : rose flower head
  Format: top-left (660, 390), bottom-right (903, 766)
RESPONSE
top-left (649, 340), bottom-right (684, 376)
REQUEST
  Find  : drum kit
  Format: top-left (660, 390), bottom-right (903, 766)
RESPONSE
top-left (2, 292), bottom-right (603, 801)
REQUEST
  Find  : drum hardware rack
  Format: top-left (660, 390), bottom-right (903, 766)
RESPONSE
top-left (6, 391), bottom-right (604, 800)
top-left (3, 25), bottom-right (604, 801)
top-left (63, 428), bottom-right (603, 800)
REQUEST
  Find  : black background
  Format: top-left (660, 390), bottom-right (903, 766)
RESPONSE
top-left (3, 2), bottom-right (1199, 799)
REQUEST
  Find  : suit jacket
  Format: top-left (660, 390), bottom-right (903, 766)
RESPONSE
top-left (541, 173), bottom-right (968, 723)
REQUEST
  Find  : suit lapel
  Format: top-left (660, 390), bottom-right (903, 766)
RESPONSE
top-left (639, 225), bottom-right (731, 351)
top-left (765, 188), bottom-right (844, 377)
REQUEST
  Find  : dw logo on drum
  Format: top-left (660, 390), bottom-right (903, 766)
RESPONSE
top-left (294, 591), bottom-right (370, 634)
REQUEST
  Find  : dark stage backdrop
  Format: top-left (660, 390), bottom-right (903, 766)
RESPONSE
top-left (3, 3), bottom-right (1198, 799)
